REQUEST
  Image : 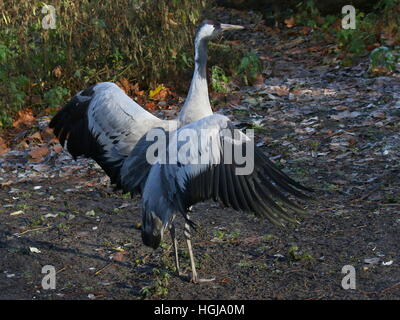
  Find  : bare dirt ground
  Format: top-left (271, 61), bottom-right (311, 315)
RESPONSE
top-left (1, 10), bottom-right (399, 299)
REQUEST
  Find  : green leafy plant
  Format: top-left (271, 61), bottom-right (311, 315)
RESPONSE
top-left (368, 46), bottom-right (400, 74)
top-left (43, 86), bottom-right (70, 108)
top-left (292, 0), bottom-right (400, 66)
top-left (0, 0), bottom-right (210, 128)
top-left (139, 268), bottom-right (171, 299)
top-left (236, 51), bottom-right (263, 85)
top-left (294, 0), bottom-right (320, 28)
top-left (211, 66), bottom-right (230, 93)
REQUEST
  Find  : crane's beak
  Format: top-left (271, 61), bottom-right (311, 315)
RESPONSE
top-left (220, 23), bottom-right (245, 31)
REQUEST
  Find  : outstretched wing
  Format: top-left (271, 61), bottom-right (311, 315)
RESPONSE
top-left (140, 114), bottom-right (312, 227)
top-left (49, 82), bottom-right (165, 184)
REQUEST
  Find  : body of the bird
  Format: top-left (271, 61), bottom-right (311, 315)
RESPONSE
top-left (49, 20), bottom-right (312, 283)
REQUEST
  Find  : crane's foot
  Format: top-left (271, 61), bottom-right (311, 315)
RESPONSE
top-left (189, 272), bottom-right (215, 284)
top-left (175, 271), bottom-right (215, 283)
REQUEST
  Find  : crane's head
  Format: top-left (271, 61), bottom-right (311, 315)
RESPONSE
top-left (195, 20), bottom-right (244, 42)
top-left (142, 211), bottom-right (163, 249)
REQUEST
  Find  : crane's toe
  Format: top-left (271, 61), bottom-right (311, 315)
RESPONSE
top-left (189, 272), bottom-right (216, 284)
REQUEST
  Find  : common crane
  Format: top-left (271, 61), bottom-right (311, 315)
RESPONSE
top-left (49, 20), bottom-right (312, 283)
top-left (119, 114), bottom-right (312, 283)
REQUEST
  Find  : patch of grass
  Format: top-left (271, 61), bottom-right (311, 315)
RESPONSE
top-left (211, 66), bottom-right (230, 93)
top-left (28, 215), bottom-right (46, 228)
top-left (120, 193), bottom-right (131, 200)
top-left (16, 203), bottom-right (32, 211)
top-left (256, 245), bottom-right (271, 252)
top-left (288, 244), bottom-right (315, 263)
top-left (236, 51), bottom-right (263, 85)
top-left (56, 223), bottom-right (69, 231)
top-left (237, 260), bottom-right (252, 267)
top-left (20, 192), bottom-right (32, 198)
top-left (262, 235), bottom-right (279, 242)
top-left (212, 230), bottom-right (241, 241)
top-left (139, 268), bottom-right (171, 299)
top-left (324, 182), bottom-right (340, 191)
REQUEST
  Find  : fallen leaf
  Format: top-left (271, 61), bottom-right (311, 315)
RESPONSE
top-left (111, 251), bottom-right (128, 262)
top-left (10, 210), bottom-right (24, 216)
top-left (85, 210), bottom-right (96, 217)
top-left (52, 65), bottom-right (62, 78)
top-left (28, 146), bottom-right (50, 161)
top-left (44, 213), bottom-right (58, 218)
top-left (334, 105), bottom-right (348, 111)
top-left (0, 137), bottom-right (10, 155)
top-left (372, 112), bottom-right (386, 119)
top-left (29, 247), bottom-right (41, 253)
top-left (284, 16), bottom-right (295, 28)
top-left (41, 127), bottom-right (55, 142)
top-left (53, 144), bottom-right (63, 153)
top-left (331, 111), bottom-right (361, 121)
top-left (145, 102), bottom-right (156, 111)
top-left (299, 26), bottom-right (311, 35)
top-left (27, 131), bottom-right (43, 143)
top-left (13, 109), bottom-right (36, 128)
top-left (149, 84), bottom-right (171, 101)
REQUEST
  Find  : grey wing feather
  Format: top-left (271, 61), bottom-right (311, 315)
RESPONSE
top-left (141, 114), bottom-right (312, 227)
top-left (119, 127), bottom-right (170, 194)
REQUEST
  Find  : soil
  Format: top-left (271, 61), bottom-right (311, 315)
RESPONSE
top-left (0, 9), bottom-right (399, 300)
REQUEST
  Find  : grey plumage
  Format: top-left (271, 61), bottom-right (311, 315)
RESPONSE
top-left (121, 114), bottom-right (312, 282)
top-left (129, 114), bottom-right (311, 245)
top-left (48, 20), bottom-right (312, 283)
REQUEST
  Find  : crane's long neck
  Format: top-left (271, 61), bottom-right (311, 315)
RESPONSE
top-left (178, 38), bottom-right (212, 126)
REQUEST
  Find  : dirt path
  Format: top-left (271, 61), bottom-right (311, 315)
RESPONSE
top-left (1, 10), bottom-right (399, 300)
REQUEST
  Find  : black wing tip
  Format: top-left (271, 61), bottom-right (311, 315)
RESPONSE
top-left (49, 85), bottom-right (126, 184)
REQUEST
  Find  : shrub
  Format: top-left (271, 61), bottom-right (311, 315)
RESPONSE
top-left (0, 0), bottom-right (209, 127)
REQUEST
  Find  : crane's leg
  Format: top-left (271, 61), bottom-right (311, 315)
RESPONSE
top-left (184, 214), bottom-right (215, 283)
top-left (169, 223), bottom-right (184, 277)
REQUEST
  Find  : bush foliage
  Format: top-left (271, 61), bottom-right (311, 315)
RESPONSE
top-left (0, 0), bottom-right (209, 127)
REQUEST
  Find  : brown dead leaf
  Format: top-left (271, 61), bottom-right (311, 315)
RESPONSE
top-left (372, 112), bottom-right (386, 119)
top-left (299, 26), bottom-right (312, 35)
top-left (111, 251), bottom-right (128, 262)
top-left (13, 109), bottom-right (36, 128)
top-left (29, 146), bottom-right (50, 161)
top-left (347, 137), bottom-right (357, 146)
top-left (225, 40), bottom-right (242, 46)
top-left (116, 78), bottom-right (131, 94)
top-left (27, 132), bottom-right (43, 143)
top-left (284, 16), bottom-right (295, 28)
top-left (52, 65), bottom-right (62, 78)
top-left (308, 46), bottom-right (323, 52)
top-left (270, 86), bottom-right (289, 96)
top-left (0, 137), bottom-right (10, 155)
top-left (291, 88), bottom-right (302, 95)
top-left (41, 127), bottom-right (55, 142)
top-left (145, 102), bottom-right (156, 111)
top-left (254, 74), bottom-right (265, 87)
top-left (53, 144), bottom-right (63, 153)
